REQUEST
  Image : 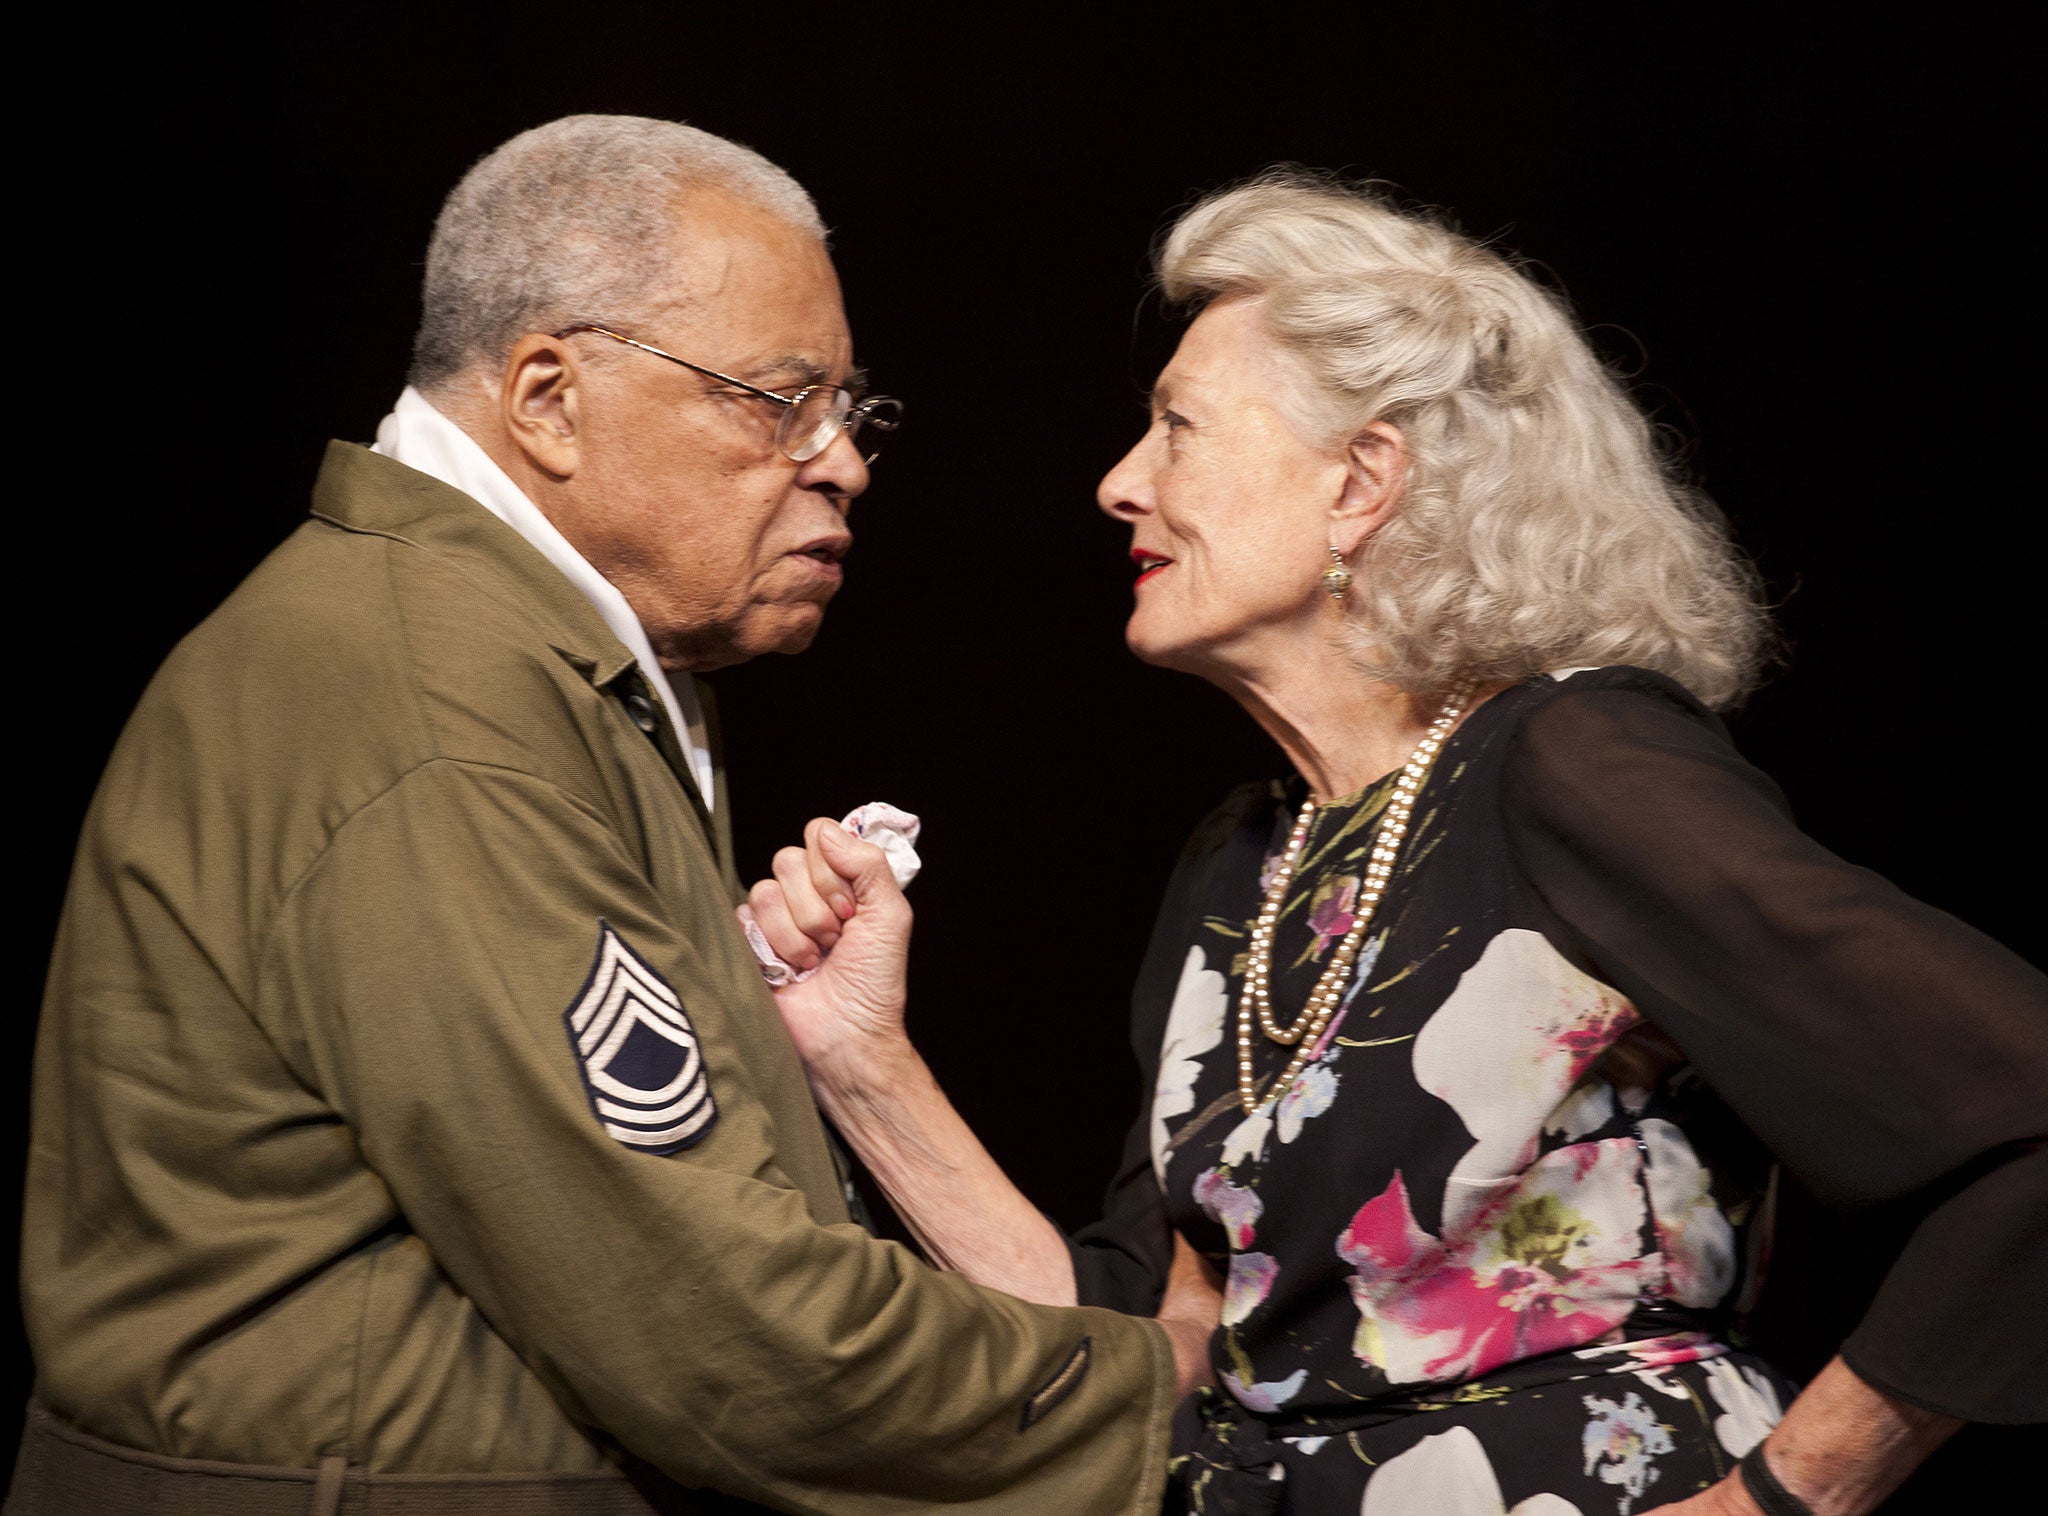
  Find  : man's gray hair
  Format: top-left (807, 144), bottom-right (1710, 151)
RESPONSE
top-left (409, 114), bottom-right (824, 392)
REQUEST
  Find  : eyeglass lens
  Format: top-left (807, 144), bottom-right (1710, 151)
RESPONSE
top-left (779, 388), bottom-right (851, 463)
top-left (778, 389), bottom-right (904, 464)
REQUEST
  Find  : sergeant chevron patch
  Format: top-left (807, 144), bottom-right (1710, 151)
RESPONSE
top-left (563, 921), bottom-right (717, 1154)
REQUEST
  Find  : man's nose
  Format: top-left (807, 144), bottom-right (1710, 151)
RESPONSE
top-left (799, 429), bottom-right (870, 505)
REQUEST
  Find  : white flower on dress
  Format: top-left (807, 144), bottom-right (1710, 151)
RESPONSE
top-left (1580, 1391), bottom-right (1676, 1515)
top-left (1218, 1100), bottom-right (1276, 1168)
top-left (1360, 1425), bottom-right (1584, 1516)
top-left (1277, 1059), bottom-right (1339, 1143)
top-left (1222, 1251), bottom-right (1280, 1326)
top-left (1702, 1358), bottom-right (1784, 1459)
top-left (1544, 1078), bottom-right (1617, 1142)
top-left (1151, 946), bottom-right (1227, 1186)
top-left (1411, 929), bottom-right (1640, 1236)
top-left (1630, 1367), bottom-right (1690, 1401)
top-left (1638, 1117), bottom-right (1737, 1307)
top-left (1222, 1366), bottom-right (1308, 1413)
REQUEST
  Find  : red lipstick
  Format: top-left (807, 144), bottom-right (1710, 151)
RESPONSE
top-left (1131, 548), bottom-right (1173, 586)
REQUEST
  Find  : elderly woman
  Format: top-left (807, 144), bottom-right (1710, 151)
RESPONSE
top-left (747, 174), bottom-right (2046, 1515)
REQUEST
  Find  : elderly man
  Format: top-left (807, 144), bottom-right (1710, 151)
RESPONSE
top-left (9, 115), bottom-right (1199, 1514)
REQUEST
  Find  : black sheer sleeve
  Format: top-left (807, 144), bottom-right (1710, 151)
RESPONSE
top-left (1069, 785), bottom-right (1270, 1314)
top-left (1502, 671), bottom-right (2048, 1422)
top-left (1066, 1102), bottom-right (1171, 1316)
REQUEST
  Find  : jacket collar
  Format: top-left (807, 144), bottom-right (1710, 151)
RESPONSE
top-left (311, 441), bottom-right (734, 850)
top-left (310, 440), bottom-right (640, 688)
top-left (367, 389), bottom-right (717, 814)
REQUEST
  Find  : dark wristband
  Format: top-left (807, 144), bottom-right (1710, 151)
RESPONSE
top-left (1739, 1443), bottom-right (1814, 1516)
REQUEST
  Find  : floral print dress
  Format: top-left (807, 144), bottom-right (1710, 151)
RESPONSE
top-left (1067, 668), bottom-right (2048, 1514)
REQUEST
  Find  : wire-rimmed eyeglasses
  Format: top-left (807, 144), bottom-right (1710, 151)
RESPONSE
top-left (553, 323), bottom-right (903, 465)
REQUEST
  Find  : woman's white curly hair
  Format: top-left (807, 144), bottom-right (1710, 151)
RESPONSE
top-left (1158, 170), bottom-right (1770, 709)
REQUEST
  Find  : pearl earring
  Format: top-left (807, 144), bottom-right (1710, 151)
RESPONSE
top-left (1322, 548), bottom-right (1353, 603)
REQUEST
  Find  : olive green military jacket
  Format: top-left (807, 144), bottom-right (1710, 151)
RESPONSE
top-left (22, 444), bottom-right (1174, 1513)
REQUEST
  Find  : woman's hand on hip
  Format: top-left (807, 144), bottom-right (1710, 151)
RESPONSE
top-left (742, 818), bottom-right (914, 1085)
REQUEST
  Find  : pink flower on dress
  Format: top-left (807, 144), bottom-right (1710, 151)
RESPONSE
top-left (1339, 1171), bottom-right (1441, 1277)
top-left (1320, 929), bottom-right (1719, 1399)
top-left (1193, 1168), bottom-right (1264, 1249)
top-left (1305, 875), bottom-right (1361, 959)
top-left (1574, 1331), bottom-right (1727, 1374)
top-left (1337, 1144), bottom-right (1649, 1386)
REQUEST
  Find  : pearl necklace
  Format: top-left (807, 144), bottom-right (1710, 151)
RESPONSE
top-left (1236, 680), bottom-right (1477, 1114)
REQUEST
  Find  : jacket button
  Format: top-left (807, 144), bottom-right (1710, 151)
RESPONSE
top-left (626, 693), bottom-right (659, 734)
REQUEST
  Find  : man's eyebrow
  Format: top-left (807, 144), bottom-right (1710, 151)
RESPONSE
top-left (1146, 379), bottom-right (1174, 411)
top-left (739, 354), bottom-right (834, 390)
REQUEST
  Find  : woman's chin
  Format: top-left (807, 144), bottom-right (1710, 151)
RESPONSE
top-left (1123, 615), bottom-right (1169, 663)
top-left (1124, 618), bottom-right (1208, 675)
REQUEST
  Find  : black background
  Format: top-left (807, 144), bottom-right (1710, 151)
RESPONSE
top-left (11, 3), bottom-right (2040, 1506)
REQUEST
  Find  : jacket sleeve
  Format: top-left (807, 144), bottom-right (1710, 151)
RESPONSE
top-left (256, 757), bottom-right (1175, 1514)
top-left (1501, 675), bottom-right (2048, 1422)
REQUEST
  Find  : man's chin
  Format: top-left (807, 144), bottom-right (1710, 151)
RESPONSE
top-left (664, 601), bottom-right (829, 672)
top-left (767, 618), bottom-right (825, 657)
top-left (738, 603), bottom-right (830, 664)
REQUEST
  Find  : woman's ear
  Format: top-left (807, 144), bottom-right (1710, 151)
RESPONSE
top-left (499, 333), bottom-right (584, 479)
top-left (1330, 421), bottom-right (1408, 558)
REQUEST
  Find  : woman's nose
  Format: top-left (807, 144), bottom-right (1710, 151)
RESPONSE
top-left (1096, 440), bottom-right (1152, 522)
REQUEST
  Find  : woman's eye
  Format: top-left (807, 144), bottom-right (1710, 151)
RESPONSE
top-left (1161, 409), bottom-right (1192, 434)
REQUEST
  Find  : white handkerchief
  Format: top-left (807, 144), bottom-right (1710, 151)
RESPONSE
top-left (740, 803), bottom-right (922, 987)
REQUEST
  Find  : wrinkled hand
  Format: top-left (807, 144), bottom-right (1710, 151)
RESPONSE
top-left (741, 819), bottom-right (913, 1085)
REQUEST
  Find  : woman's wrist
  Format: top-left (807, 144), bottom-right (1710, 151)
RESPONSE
top-left (1738, 1442), bottom-right (1811, 1516)
top-left (1739, 1358), bottom-right (1962, 1516)
top-left (807, 1027), bottom-right (927, 1111)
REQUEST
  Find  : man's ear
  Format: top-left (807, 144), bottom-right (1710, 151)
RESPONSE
top-left (1329, 420), bottom-right (1408, 558)
top-left (499, 333), bottom-right (583, 479)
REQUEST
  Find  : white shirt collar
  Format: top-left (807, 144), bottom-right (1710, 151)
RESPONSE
top-left (371, 386), bottom-right (715, 810)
